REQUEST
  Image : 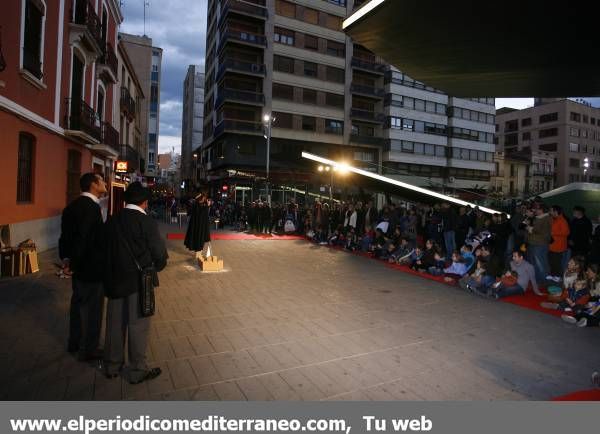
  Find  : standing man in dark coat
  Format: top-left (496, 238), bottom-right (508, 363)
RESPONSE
top-left (103, 182), bottom-right (168, 384)
top-left (59, 173), bottom-right (107, 361)
top-left (184, 193), bottom-right (212, 258)
top-left (569, 206), bottom-right (593, 257)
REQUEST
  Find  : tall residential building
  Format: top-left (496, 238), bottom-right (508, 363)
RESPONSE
top-left (201, 0), bottom-right (495, 198)
top-left (495, 99), bottom-right (600, 187)
top-left (0, 0), bottom-right (126, 251)
top-left (181, 65), bottom-right (205, 187)
top-left (119, 33), bottom-right (162, 178)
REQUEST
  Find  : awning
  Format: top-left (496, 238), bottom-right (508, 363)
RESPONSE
top-left (343, 0), bottom-right (600, 97)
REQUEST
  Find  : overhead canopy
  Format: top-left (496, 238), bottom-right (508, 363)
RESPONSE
top-left (343, 0), bottom-right (600, 97)
top-left (302, 152), bottom-right (503, 214)
top-left (539, 183), bottom-right (600, 218)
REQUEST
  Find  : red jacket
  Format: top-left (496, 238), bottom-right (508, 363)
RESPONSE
top-left (550, 215), bottom-right (570, 253)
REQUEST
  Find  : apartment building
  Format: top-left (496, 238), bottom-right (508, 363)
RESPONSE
top-left (120, 33), bottom-right (162, 179)
top-left (201, 0), bottom-right (495, 198)
top-left (0, 0), bottom-right (127, 250)
top-left (496, 99), bottom-right (600, 187)
top-left (181, 65), bottom-right (205, 188)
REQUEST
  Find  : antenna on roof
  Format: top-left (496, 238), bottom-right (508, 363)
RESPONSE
top-left (143, 0), bottom-right (150, 36)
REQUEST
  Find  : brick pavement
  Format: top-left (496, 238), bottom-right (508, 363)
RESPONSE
top-left (1, 225), bottom-right (600, 400)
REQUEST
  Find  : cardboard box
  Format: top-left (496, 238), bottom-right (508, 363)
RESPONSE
top-left (198, 256), bottom-right (224, 272)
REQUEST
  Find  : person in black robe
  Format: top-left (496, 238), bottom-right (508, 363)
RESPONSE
top-left (184, 193), bottom-right (212, 258)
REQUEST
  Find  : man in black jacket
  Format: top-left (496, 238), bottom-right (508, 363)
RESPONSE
top-left (58, 173), bottom-right (107, 361)
top-left (103, 182), bottom-right (168, 384)
top-left (569, 206), bottom-right (593, 257)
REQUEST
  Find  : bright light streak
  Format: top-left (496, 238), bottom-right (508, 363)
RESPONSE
top-left (301, 152), bottom-right (505, 216)
top-left (343, 0), bottom-right (386, 30)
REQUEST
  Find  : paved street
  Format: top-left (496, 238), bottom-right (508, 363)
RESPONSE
top-left (1, 227), bottom-right (600, 401)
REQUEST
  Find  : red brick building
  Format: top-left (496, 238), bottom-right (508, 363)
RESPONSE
top-left (0, 0), bottom-right (125, 251)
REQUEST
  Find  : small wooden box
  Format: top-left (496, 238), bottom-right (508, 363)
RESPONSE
top-left (198, 256), bottom-right (224, 272)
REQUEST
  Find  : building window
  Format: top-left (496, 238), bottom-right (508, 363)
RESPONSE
top-left (273, 55), bottom-right (294, 73)
top-left (354, 151), bottom-right (375, 162)
top-left (17, 133), bottom-right (35, 203)
top-left (303, 7), bottom-right (319, 24)
top-left (22, 0), bottom-right (46, 80)
top-left (272, 83), bottom-right (294, 100)
top-left (539, 112), bottom-right (558, 123)
top-left (273, 111), bottom-right (293, 129)
top-left (522, 132), bottom-right (531, 141)
top-left (325, 14), bottom-right (342, 31)
top-left (570, 127), bottom-right (579, 137)
top-left (302, 116), bottom-right (316, 131)
top-left (274, 27), bottom-right (294, 45)
top-left (569, 158), bottom-right (580, 168)
top-left (325, 93), bottom-right (344, 108)
top-left (302, 88), bottom-right (317, 104)
top-left (570, 112), bottom-right (581, 122)
top-left (66, 150), bottom-right (81, 204)
top-left (539, 128), bottom-right (558, 138)
top-left (236, 142), bottom-right (256, 155)
top-left (303, 61), bottom-right (317, 78)
top-left (325, 119), bottom-right (343, 135)
top-left (326, 66), bottom-right (344, 83)
top-left (304, 34), bottom-right (318, 51)
top-left (326, 40), bottom-right (345, 57)
top-left (275, 0), bottom-right (296, 18)
top-left (522, 118), bottom-right (532, 127)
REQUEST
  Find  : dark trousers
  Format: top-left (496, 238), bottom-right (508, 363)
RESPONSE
top-left (548, 251), bottom-right (565, 277)
top-left (104, 292), bottom-right (150, 382)
top-left (68, 278), bottom-right (104, 355)
top-left (575, 312), bottom-right (600, 327)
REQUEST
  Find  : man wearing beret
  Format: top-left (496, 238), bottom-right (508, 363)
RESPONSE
top-left (103, 182), bottom-right (168, 384)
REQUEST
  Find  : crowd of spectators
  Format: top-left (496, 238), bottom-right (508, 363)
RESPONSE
top-left (227, 197), bottom-right (600, 330)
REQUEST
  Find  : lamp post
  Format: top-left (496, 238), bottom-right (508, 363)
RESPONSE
top-left (192, 152), bottom-right (198, 189)
top-left (318, 165), bottom-right (336, 202)
top-left (263, 114), bottom-right (275, 205)
top-left (583, 157), bottom-right (590, 182)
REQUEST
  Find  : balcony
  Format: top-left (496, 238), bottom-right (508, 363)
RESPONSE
top-left (217, 58), bottom-right (266, 81)
top-left (350, 134), bottom-right (384, 146)
top-left (214, 119), bottom-right (263, 137)
top-left (97, 43), bottom-right (118, 83)
top-left (119, 144), bottom-right (139, 172)
top-left (64, 98), bottom-right (101, 143)
top-left (120, 87), bottom-right (136, 120)
top-left (351, 57), bottom-right (386, 75)
top-left (69, 0), bottom-right (103, 57)
top-left (351, 108), bottom-right (386, 123)
top-left (101, 123), bottom-right (119, 152)
top-left (219, 28), bottom-right (267, 51)
top-left (219, 0), bottom-right (268, 23)
top-left (216, 88), bottom-right (265, 108)
top-left (533, 169), bottom-right (554, 177)
top-left (351, 83), bottom-right (385, 99)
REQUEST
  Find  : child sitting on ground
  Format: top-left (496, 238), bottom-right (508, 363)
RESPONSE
top-left (390, 238), bottom-right (414, 263)
top-left (541, 277), bottom-right (590, 313)
top-left (443, 251), bottom-right (470, 282)
top-left (459, 259), bottom-right (487, 291)
top-left (412, 239), bottom-right (442, 272)
top-left (562, 301), bottom-right (600, 327)
top-left (405, 246), bottom-right (423, 267)
top-left (460, 245), bottom-right (475, 271)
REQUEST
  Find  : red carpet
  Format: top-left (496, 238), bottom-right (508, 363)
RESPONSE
top-left (552, 389), bottom-right (600, 401)
top-left (167, 233), bottom-right (304, 241)
top-left (499, 291), bottom-right (562, 317)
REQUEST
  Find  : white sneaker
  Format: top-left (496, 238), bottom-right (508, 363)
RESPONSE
top-left (545, 275), bottom-right (555, 281)
top-left (576, 318), bottom-right (588, 328)
top-left (561, 315), bottom-right (577, 324)
top-left (552, 276), bottom-right (562, 282)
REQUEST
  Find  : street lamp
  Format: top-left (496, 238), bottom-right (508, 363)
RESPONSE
top-left (583, 157), bottom-right (590, 182)
top-left (263, 114), bottom-right (275, 205)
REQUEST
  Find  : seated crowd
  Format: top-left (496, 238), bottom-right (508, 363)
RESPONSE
top-left (299, 197), bottom-right (600, 328)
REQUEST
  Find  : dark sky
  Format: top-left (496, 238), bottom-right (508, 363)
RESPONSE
top-left (120, 0), bottom-right (207, 153)
top-left (117, 1), bottom-right (600, 154)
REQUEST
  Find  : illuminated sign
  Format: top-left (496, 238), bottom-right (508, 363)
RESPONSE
top-left (115, 161), bottom-right (129, 173)
top-left (222, 185), bottom-right (229, 191)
